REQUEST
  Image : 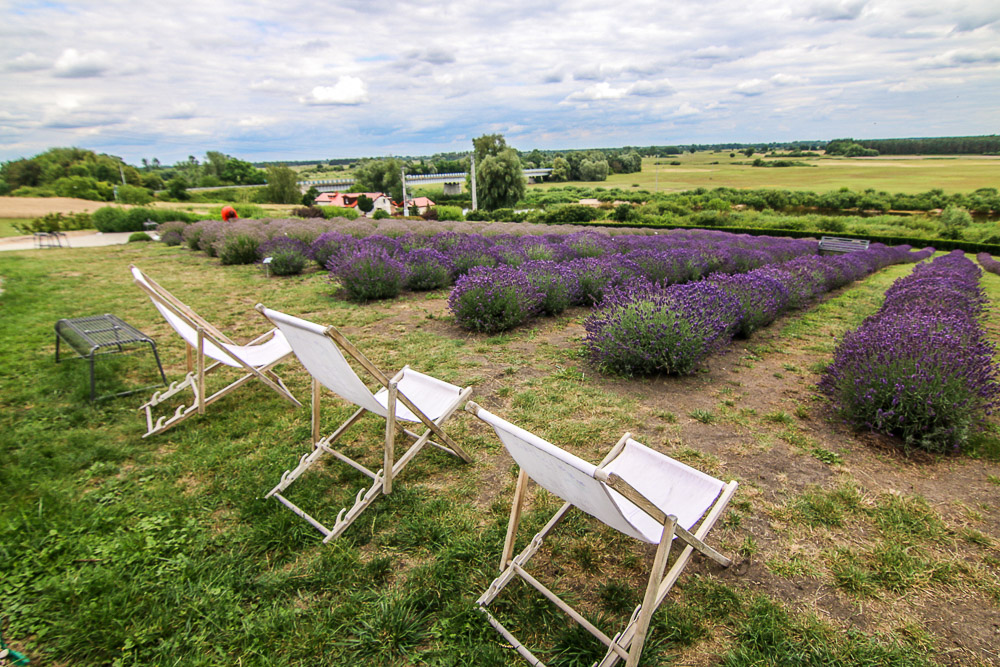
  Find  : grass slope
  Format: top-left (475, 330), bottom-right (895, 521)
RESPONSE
top-left (0, 242), bottom-right (997, 665)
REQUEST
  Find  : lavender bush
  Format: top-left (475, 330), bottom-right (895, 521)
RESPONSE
top-left (585, 280), bottom-right (741, 375)
top-left (311, 231), bottom-right (355, 269)
top-left (521, 260), bottom-right (581, 315)
top-left (821, 251), bottom-right (1000, 453)
top-left (401, 248), bottom-right (453, 291)
top-left (448, 266), bottom-right (543, 333)
top-left (977, 252), bottom-right (1000, 275)
top-left (259, 236), bottom-right (311, 276)
top-left (157, 220), bottom-right (187, 246)
top-left (708, 271), bottom-right (790, 337)
top-left (329, 245), bottom-right (407, 302)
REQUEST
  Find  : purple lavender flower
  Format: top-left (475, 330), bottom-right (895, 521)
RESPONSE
top-left (821, 251), bottom-right (1000, 453)
top-left (258, 236), bottom-right (311, 276)
top-left (448, 266), bottom-right (543, 333)
top-left (584, 280), bottom-right (741, 375)
top-left (401, 248), bottom-right (453, 291)
top-left (328, 244), bottom-right (407, 302)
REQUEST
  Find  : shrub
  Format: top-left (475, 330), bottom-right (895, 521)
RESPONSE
top-left (311, 231), bottom-right (355, 269)
top-left (117, 184), bottom-right (153, 205)
top-left (821, 252), bottom-right (1000, 453)
top-left (128, 232), bottom-right (153, 242)
top-left (436, 205), bottom-right (464, 221)
top-left (259, 236), bottom-right (310, 276)
top-left (157, 221), bottom-right (187, 246)
top-left (217, 233), bottom-right (262, 265)
top-left (585, 281), bottom-right (741, 375)
top-left (318, 206), bottom-right (360, 220)
top-left (708, 271), bottom-right (790, 337)
top-left (92, 207), bottom-right (128, 232)
top-left (13, 212), bottom-right (91, 234)
top-left (372, 209), bottom-right (390, 220)
top-left (448, 266), bottom-right (543, 333)
top-left (329, 245), bottom-right (407, 302)
top-left (521, 261), bottom-right (581, 315)
top-left (291, 206), bottom-right (325, 218)
top-left (401, 248), bottom-right (452, 291)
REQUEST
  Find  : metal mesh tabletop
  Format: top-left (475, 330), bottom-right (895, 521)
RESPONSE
top-left (55, 314), bottom-right (167, 401)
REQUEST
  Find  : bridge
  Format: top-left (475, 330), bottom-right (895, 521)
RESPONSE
top-left (298, 168), bottom-right (552, 194)
top-left (185, 167), bottom-right (552, 195)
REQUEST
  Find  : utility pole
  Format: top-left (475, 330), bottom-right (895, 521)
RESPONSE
top-left (470, 155), bottom-right (478, 211)
top-left (401, 167), bottom-right (408, 216)
top-left (119, 163), bottom-right (126, 185)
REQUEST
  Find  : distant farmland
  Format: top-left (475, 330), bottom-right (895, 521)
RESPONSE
top-left (531, 152), bottom-right (1000, 195)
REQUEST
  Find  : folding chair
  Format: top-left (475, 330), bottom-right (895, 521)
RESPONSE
top-left (256, 305), bottom-right (474, 543)
top-left (130, 265), bottom-right (301, 438)
top-left (466, 402), bottom-right (739, 667)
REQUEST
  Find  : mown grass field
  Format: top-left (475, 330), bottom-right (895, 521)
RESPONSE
top-left (533, 153), bottom-right (1000, 196)
top-left (1, 238), bottom-right (999, 666)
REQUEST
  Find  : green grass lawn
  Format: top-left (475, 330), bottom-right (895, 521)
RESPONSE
top-left (533, 153), bottom-right (1000, 195)
top-left (0, 219), bottom-right (32, 237)
top-left (1, 240), bottom-right (997, 665)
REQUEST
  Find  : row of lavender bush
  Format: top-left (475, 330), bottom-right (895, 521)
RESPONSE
top-left (585, 244), bottom-right (934, 376)
top-left (821, 251), bottom-right (999, 453)
top-left (977, 252), bottom-right (1000, 276)
top-left (445, 233), bottom-right (818, 332)
top-left (158, 217), bottom-right (820, 306)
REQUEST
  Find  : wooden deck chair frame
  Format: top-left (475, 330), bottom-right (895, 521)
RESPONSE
top-left (466, 402), bottom-right (739, 667)
top-left (256, 305), bottom-right (474, 543)
top-left (130, 265), bottom-right (301, 438)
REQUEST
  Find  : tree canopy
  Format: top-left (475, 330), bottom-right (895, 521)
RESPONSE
top-left (353, 158), bottom-right (404, 202)
top-left (475, 139), bottom-right (526, 211)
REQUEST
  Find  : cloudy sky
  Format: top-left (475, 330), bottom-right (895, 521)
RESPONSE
top-left (1, 0), bottom-right (998, 165)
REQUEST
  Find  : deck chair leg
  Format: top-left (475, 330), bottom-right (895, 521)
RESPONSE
top-left (384, 383), bottom-right (397, 494)
top-left (625, 516), bottom-right (676, 667)
top-left (501, 469), bottom-right (530, 571)
top-left (196, 328), bottom-right (206, 415)
top-left (311, 377), bottom-right (321, 443)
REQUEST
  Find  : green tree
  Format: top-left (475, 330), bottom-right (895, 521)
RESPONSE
top-left (117, 184), bottom-right (153, 205)
top-left (165, 176), bottom-right (190, 201)
top-left (743, 147), bottom-right (755, 157)
top-left (302, 186), bottom-right (320, 206)
top-left (940, 205), bottom-right (972, 239)
top-left (473, 134), bottom-right (508, 162)
top-left (53, 175), bottom-right (105, 201)
top-left (356, 194), bottom-right (374, 216)
top-left (476, 147), bottom-right (525, 211)
top-left (353, 158), bottom-right (404, 202)
top-left (578, 159), bottom-right (609, 181)
top-left (550, 157), bottom-right (570, 182)
top-left (222, 157), bottom-right (265, 185)
top-left (261, 165), bottom-right (301, 204)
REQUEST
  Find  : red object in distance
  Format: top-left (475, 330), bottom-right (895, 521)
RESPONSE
top-left (221, 206), bottom-right (239, 221)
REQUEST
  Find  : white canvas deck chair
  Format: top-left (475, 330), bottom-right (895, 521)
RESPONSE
top-left (256, 305), bottom-right (474, 543)
top-left (130, 265), bottom-right (301, 438)
top-left (466, 402), bottom-right (739, 667)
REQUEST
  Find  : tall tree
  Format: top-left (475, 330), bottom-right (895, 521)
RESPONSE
top-left (476, 142), bottom-right (525, 211)
top-left (473, 134), bottom-right (508, 162)
top-left (353, 158), bottom-right (404, 202)
top-left (261, 165), bottom-right (301, 204)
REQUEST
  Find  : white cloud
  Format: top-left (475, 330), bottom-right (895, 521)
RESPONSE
top-left (7, 52), bottom-right (48, 72)
top-left (564, 82), bottom-right (629, 102)
top-left (53, 48), bottom-right (111, 78)
top-left (735, 79), bottom-right (770, 96)
top-left (888, 80), bottom-right (929, 92)
top-left (299, 76), bottom-right (369, 106)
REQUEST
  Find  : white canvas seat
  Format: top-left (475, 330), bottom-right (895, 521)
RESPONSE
top-left (130, 265), bottom-right (301, 437)
top-left (467, 402), bottom-right (739, 667)
top-left (257, 305), bottom-right (474, 542)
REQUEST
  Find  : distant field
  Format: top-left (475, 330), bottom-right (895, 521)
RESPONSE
top-left (533, 153), bottom-right (1000, 195)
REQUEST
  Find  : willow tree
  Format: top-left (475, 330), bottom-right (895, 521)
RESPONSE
top-left (476, 147), bottom-right (525, 211)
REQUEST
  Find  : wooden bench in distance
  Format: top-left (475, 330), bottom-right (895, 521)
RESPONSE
top-left (819, 236), bottom-right (870, 254)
